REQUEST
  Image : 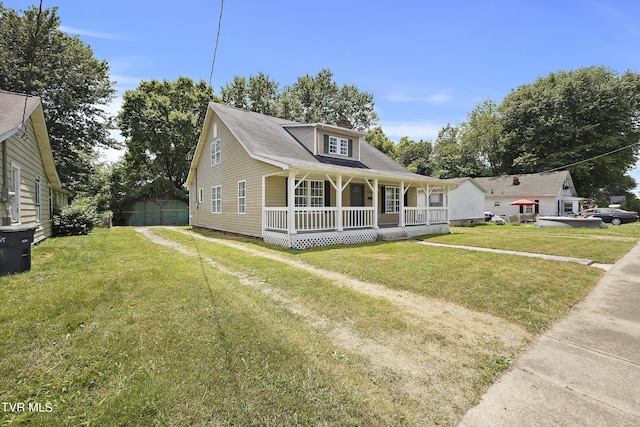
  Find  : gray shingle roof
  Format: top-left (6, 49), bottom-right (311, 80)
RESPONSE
top-left (474, 171), bottom-right (574, 197)
top-left (210, 102), bottom-right (446, 183)
top-left (0, 91), bottom-right (40, 140)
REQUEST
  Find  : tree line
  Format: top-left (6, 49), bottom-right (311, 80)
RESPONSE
top-left (2, 3), bottom-right (639, 224)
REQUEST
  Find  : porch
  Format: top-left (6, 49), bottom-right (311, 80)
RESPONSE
top-left (261, 171), bottom-right (450, 249)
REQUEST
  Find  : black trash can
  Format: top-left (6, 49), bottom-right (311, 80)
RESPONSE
top-left (0, 226), bottom-right (37, 275)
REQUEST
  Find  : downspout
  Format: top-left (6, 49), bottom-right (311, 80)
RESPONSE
top-left (2, 140), bottom-right (8, 226)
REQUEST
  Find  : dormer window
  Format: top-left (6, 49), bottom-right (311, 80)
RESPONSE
top-left (323, 134), bottom-right (353, 157)
top-left (329, 136), bottom-right (349, 156)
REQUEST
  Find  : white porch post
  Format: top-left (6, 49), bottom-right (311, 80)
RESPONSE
top-left (288, 171), bottom-right (296, 235)
top-left (426, 184), bottom-right (431, 225)
top-left (399, 181), bottom-right (405, 227)
top-left (444, 185), bottom-right (450, 223)
top-left (336, 175), bottom-right (343, 231)
top-left (261, 175), bottom-right (266, 236)
top-left (372, 179), bottom-right (378, 229)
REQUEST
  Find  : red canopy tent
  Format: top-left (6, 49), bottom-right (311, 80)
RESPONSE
top-left (509, 199), bottom-right (538, 206)
top-left (509, 199), bottom-right (538, 222)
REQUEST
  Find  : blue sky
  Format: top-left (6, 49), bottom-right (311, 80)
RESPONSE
top-left (6, 0), bottom-right (640, 192)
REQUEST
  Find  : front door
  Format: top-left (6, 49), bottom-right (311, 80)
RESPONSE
top-left (350, 184), bottom-right (364, 207)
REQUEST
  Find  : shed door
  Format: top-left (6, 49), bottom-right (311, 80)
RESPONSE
top-left (350, 184), bottom-right (365, 207)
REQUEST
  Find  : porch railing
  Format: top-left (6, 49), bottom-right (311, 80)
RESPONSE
top-left (342, 207), bottom-right (375, 229)
top-left (264, 207), bottom-right (288, 231)
top-left (265, 206), bottom-right (448, 232)
top-left (404, 207), bottom-right (448, 225)
top-left (294, 207), bottom-right (337, 231)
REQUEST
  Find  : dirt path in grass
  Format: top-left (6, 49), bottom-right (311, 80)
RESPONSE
top-left (137, 227), bottom-right (532, 423)
top-left (164, 227), bottom-right (530, 346)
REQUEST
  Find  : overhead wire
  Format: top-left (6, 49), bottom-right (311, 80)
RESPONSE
top-left (208, 0), bottom-right (224, 88)
top-left (539, 140), bottom-right (640, 174)
top-left (20, 0), bottom-right (44, 128)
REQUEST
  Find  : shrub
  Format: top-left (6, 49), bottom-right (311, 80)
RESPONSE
top-left (53, 198), bottom-right (101, 237)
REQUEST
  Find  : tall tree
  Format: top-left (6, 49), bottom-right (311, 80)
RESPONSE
top-left (394, 137), bottom-right (433, 176)
top-left (118, 77), bottom-right (214, 194)
top-left (365, 126), bottom-right (396, 157)
top-left (220, 72), bottom-right (279, 115)
top-left (431, 124), bottom-right (485, 178)
top-left (499, 66), bottom-right (640, 197)
top-left (277, 69), bottom-right (379, 130)
top-left (0, 3), bottom-right (116, 190)
top-left (221, 69), bottom-right (378, 130)
top-left (460, 99), bottom-right (504, 175)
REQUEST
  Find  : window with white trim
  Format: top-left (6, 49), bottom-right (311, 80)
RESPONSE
top-left (35, 176), bottom-right (41, 222)
top-left (328, 136), bottom-right (349, 156)
top-left (211, 185), bottom-right (221, 213)
top-left (494, 201), bottom-right (501, 207)
top-left (295, 180), bottom-right (324, 207)
top-left (385, 186), bottom-right (400, 213)
top-left (429, 192), bottom-right (444, 207)
top-left (238, 181), bottom-right (246, 214)
top-left (198, 188), bottom-right (203, 204)
top-left (211, 139), bottom-right (221, 165)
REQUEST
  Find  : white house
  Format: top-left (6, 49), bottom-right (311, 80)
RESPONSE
top-left (474, 171), bottom-right (588, 219)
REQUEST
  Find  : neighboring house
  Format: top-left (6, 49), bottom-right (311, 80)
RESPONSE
top-left (475, 171), bottom-right (588, 219)
top-left (0, 91), bottom-right (69, 243)
top-left (418, 177), bottom-right (486, 226)
top-left (186, 103), bottom-right (454, 249)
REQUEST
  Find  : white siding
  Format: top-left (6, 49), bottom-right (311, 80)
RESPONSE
top-left (447, 181), bottom-right (485, 221)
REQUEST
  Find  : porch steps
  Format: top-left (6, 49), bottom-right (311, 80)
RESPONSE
top-left (376, 230), bottom-right (411, 242)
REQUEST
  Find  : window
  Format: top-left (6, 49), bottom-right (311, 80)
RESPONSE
top-left (429, 192), bottom-right (444, 207)
top-left (563, 202), bottom-right (573, 213)
top-left (295, 180), bottom-right (324, 207)
top-left (328, 136), bottom-right (349, 156)
top-left (211, 186), bottom-right (221, 213)
top-left (211, 139), bottom-right (221, 165)
top-left (494, 201), bottom-right (501, 207)
top-left (238, 181), bottom-right (246, 214)
top-left (385, 186), bottom-right (400, 213)
top-left (198, 188), bottom-right (204, 204)
top-left (35, 177), bottom-right (41, 222)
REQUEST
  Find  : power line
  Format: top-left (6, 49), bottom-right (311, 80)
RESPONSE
top-left (540, 140), bottom-right (640, 174)
top-left (21, 0), bottom-right (44, 126)
top-left (208, 0), bottom-right (224, 88)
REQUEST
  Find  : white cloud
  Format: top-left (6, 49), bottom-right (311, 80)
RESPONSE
top-left (60, 25), bottom-right (125, 41)
top-left (386, 90), bottom-right (453, 104)
top-left (379, 121), bottom-right (443, 142)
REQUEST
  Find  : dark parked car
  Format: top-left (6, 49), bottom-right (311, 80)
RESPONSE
top-left (579, 208), bottom-right (639, 225)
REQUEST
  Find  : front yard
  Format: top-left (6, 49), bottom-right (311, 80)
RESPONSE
top-left (0, 224), bottom-right (634, 426)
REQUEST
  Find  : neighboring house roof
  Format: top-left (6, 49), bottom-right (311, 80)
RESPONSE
top-left (442, 177), bottom-right (488, 193)
top-left (475, 171), bottom-right (578, 198)
top-left (0, 91), bottom-right (66, 193)
top-left (187, 103), bottom-right (452, 186)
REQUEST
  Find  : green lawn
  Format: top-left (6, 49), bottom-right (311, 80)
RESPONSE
top-left (0, 224), bottom-right (626, 426)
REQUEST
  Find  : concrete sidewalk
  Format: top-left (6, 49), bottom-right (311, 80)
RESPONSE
top-left (417, 241), bottom-right (611, 269)
top-left (459, 241), bottom-right (640, 426)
